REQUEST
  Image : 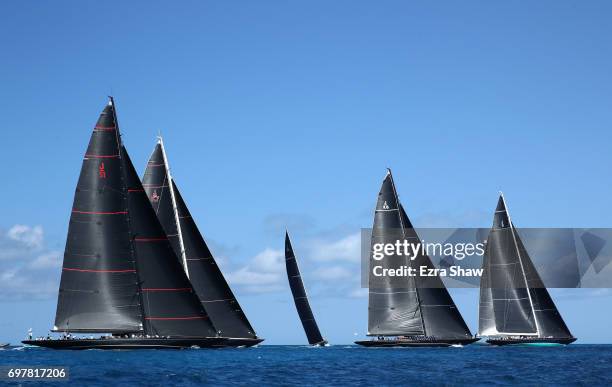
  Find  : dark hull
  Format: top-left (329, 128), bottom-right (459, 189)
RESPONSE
top-left (355, 338), bottom-right (480, 348)
top-left (22, 337), bottom-right (262, 350)
top-left (486, 337), bottom-right (577, 346)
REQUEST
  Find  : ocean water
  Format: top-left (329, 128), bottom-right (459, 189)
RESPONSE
top-left (0, 344), bottom-right (611, 386)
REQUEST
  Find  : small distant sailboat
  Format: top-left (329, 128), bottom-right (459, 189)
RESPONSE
top-left (284, 232), bottom-right (327, 346)
top-left (355, 170), bottom-right (478, 347)
top-left (478, 193), bottom-right (576, 346)
top-left (142, 138), bottom-right (262, 347)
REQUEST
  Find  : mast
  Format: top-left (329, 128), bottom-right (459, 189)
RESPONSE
top-left (386, 169), bottom-right (427, 336)
top-left (158, 136), bottom-right (189, 277)
top-left (110, 96), bottom-right (146, 332)
top-left (500, 192), bottom-right (540, 336)
top-left (479, 194), bottom-right (539, 336)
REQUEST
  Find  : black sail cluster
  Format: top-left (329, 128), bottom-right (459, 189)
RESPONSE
top-left (54, 100), bottom-right (216, 338)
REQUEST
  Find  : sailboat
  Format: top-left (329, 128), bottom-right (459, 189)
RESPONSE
top-left (478, 193), bottom-right (576, 346)
top-left (284, 232), bottom-right (327, 346)
top-left (355, 170), bottom-right (478, 347)
top-left (142, 138), bottom-right (263, 347)
top-left (22, 98), bottom-right (231, 349)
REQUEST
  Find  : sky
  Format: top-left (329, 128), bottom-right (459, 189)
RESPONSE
top-left (1, 1), bottom-right (612, 344)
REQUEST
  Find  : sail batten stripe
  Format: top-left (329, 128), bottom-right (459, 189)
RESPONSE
top-left (134, 237), bottom-right (169, 242)
top-left (72, 209), bottom-right (127, 215)
top-left (142, 288), bottom-right (192, 292)
top-left (144, 316), bottom-right (207, 320)
top-left (201, 298), bottom-right (234, 303)
top-left (63, 267), bottom-right (136, 273)
top-left (142, 184), bottom-right (169, 188)
top-left (84, 154), bottom-right (120, 159)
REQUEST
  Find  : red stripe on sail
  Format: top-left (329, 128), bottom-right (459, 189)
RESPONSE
top-left (63, 267), bottom-right (135, 273)
top-left (84, 154), bottom-right (120, 159)
top-left (144, 316), bottom-right (207, 320)
top-left (128, 189), bottom-right (145, 192)
top-left (72, 209), bottom-right (127, 215)
top-left (94, 126), bottom-right (116, 131)
top-left (141, 288), bottom-right (192, 292)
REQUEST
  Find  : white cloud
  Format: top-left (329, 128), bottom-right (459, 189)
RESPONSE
top-left (7, 225), bottom-right (44, 249)
top-left (0, 225), bottom-right (61, 300)
top-left (308, 232), bottom-right (361, 262)
top-left (228, 268), bottom-right (282, 286)
top-left (226, 248), bottom-right (285, 292)
top-left (28, 251), bottom-right (62, 270)
top-left (251, 248), bottom-right (284, 273)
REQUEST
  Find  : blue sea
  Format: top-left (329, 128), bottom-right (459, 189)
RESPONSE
top-left (1, 344), bottom-right (611, 386)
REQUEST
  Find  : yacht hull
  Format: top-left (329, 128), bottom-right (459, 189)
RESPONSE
top-left (486, 337), bottom-right (576, 346)
top-left (22, 337), bottom-right (263, 350)
top-left (355, 338), bottom-right (480, 348)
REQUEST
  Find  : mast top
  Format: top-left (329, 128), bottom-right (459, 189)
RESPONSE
top-left (497, 192), bottom-right (513, 224)
top-left (107, 96), bottom-right (114, 106)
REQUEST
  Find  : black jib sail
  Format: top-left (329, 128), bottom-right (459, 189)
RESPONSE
top-left (367, 170), bottom-right (473, 339)
top-left (400, 205), bottom-right (473, 339)
top-left (54, 99), bottom-right (142, 333)
top-left (478, 194), bottom-right (574, 340)
top-left (142, 139), bottom-right (258, 339)
top-left (54, 98), bottom-right (216, 338)
top-left (122, 147), bottom-right (217, 337)
top-left (284, 232), bottom-right (327, 346)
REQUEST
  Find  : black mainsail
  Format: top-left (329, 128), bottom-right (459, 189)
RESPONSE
top-left (26, 98), bottom-right (251, 349)
top-left (478, 194), bottom-right (575, 345)
top-left (356, 170), bottom-right (476, 347)
top-left (142, 139), bottom-right (259, 341)
top-left (54, 100), bottom-right (142, 333)
top-left (284, 232), bottom-right (327, 346)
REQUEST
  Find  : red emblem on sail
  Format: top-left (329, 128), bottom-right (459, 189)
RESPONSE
top-left (151, 190), bottom-right (159, 202)
top-left (99, 163), bottom-right (106, 179)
